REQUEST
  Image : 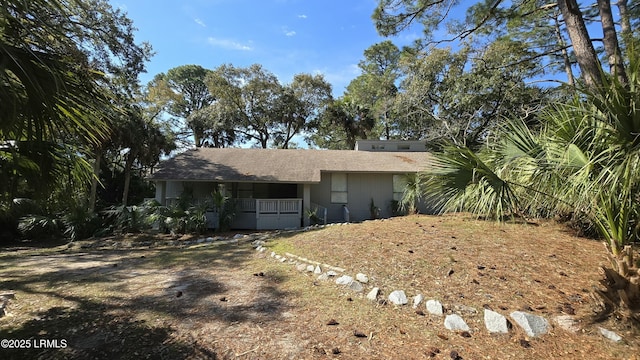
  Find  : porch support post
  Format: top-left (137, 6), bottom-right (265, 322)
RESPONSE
top-left (303, 183), bottom-right (311, 227)
top-left (156, 181), bottom-right (166, 206)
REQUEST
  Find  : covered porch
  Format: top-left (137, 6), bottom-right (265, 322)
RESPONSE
top-left (154, 180), bottom-right (315, 230)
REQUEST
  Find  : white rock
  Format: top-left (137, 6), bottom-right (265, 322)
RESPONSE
top-left (388, 290), bottom-right (408, 305)
top-left (295, 263), bottom-right (307, 272)
top-left (510, 311), bottom-right (549, 337)
top-left (270, 252), bottom-right (276, 257)
top-left (349, 281), bottom-right (364, 292)
top-left (317, 273), bottom-right (329, 281)
top-left (233, 234), bottom-right (244, 239)
top-left (279, 257), bottom-right (287, 262)
top-left (367, 287), bottom-right (380, 301)
top-left (275, 254), bottom-right (282, 260)
top-left (327, 270), bottom-right (338, 277)
top-left (306, 265), bottom-right (315, 272)
top-left (444, 314), bottom-right (470, 331)
top-left (554, 315), bottom-right (580, 333)
top-left (598, 327), bottom-right (622, 342)
top-left (355, 273), bottom-right (369, 283)
top-left (314, 265), bottom-right (322, 274)
top-left (484, 309), bottom-right (509, 334)
top-left (411, 294), bottom-right (423, 308)
top-left (335, 275), bottom-right (354, 286)
top-left (426, 299), bottom-right (443, 315)
top-left (206, 237), bottom-right (214, 242)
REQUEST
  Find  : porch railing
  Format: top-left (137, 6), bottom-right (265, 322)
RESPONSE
top-left (235, 198), bottom-right (256, 213)
top-left (234, 198), bottom-right (302, 216)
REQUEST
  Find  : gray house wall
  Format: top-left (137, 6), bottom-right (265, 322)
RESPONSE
top-left (310, 172), bottom-right (396, 223)
top-left (155, 171), bottom-right (408, 228)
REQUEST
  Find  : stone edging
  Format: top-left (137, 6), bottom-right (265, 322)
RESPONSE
top-left (64, 226), bottom-right (626, 345)
top-left (253, 237), bottom-right (626, 344)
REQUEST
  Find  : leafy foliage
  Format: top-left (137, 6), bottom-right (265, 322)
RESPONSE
top-left (421, 46), bottom-right (640, 254)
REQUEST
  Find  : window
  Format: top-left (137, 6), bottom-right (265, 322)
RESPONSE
top-left (393, 174), bottom-right (406, 201)
top-left (331, 173), bottom-right (348, 203)
top-left (398, 144), bottom-right (410, 150)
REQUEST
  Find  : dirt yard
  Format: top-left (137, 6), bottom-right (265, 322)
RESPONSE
top-left (0, 214), bottom-right (638, 359)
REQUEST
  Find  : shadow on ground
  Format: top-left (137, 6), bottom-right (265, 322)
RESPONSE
top-left (0, 242), bottom-right (293, 359)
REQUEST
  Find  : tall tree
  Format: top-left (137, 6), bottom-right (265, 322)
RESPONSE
top-left (310, 98), bottom-right (376, 150)
top-left (394, 41), bottom-right (547, 148)
top-left (272, 74), bottom-right (333, 149)
top-left (110, 105), bottom-right (175, 206)
top-left (206, 64), bottom-right (282, 148)
top-left (373, 0), bottom-right (629, 89)
top-left (150, 65), bottom-right (215, 147)
top-left (1, 0), bottom-right (152, 210)
top-left (597, 0), bottom-right (627, 85)
top-left (556, 0), bottom-right (603, 88)
top-left (346, 41), bottom-right (401, 139)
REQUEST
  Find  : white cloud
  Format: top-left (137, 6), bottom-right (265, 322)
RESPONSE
top-left (298, 14), bottom-right (307, 19)
top-left (194, 18), bottom-right (206, 27)
top-left (282, 27), bottom-right (297, 37)
top-left (207, 37), bottom-right (253, 51)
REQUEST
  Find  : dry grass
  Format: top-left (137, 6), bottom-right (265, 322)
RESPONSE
top-left (0, 214), bottom-right (638, 359)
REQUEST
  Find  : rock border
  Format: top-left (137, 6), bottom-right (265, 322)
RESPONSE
top-left (58, 226), bottom-right (626, 345)
top-left (254, 230), bottom-right (625, 345)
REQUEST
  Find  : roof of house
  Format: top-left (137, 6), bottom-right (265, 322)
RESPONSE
top-left (149, 148), bottom-right (433, 183)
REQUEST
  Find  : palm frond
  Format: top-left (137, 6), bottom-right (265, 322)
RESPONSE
top-left (422, 145), bottom-right (520, 218)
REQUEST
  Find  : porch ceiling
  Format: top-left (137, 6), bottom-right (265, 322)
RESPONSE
top-left (149, 148), bottom-right (433, 183)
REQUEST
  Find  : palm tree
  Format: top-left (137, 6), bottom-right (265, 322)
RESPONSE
top-left (1, 0), bottom-right (153, 239)
top-left (399, 173), bottom-right (426, 214)
top-left (419, 51), bottom-right (640, 323)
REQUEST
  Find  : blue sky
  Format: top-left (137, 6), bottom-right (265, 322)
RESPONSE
top-left (112, 0), bottom-right (417, 95)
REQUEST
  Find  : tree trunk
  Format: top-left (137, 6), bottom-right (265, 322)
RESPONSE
top-left (553, 10), bottom-right (575, 87)
top-left (121, 151), bottom-right (136, 206)
top-left (617, 0), bottom-right (631, 46)
top-left (88, 149), bottom-right (102, 213)
top-left (595, 245), bottom-right (640, 323)
top-left (598, 0), bottom-right (628, 86)
top-left (557, 0), bottom-right (603, 89)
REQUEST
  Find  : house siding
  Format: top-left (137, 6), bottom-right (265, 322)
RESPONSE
top-left (347, 173), bottom-right (394, 221)
top-left (311, 172), bottom-right (396, 223)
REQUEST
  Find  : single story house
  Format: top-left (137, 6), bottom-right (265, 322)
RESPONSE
top-left (149, 140), bottom-right (432, 230)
